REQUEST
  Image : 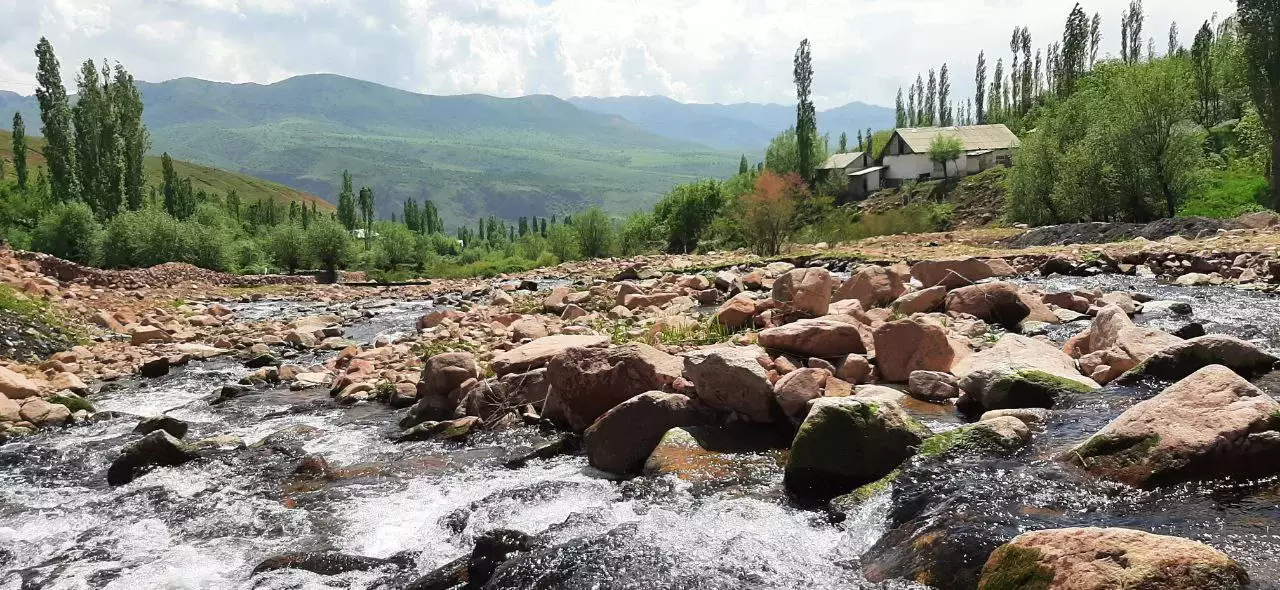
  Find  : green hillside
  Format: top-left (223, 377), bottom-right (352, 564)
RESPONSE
top-left (0, 130), bottom-right (332, 210)
top-left (131, 75), bottom-right (737, 226)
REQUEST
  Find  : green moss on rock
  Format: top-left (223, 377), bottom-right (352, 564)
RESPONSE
top-left (978, 545), bottom-right (1054, 590)
top-left (48, 393), bottom-right (94, 414)
top-left (983, 369), bottom-right (1094, 411)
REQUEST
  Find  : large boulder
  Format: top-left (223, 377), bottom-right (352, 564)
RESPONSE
top-left (979, 527), bottom-right (1248, 590)
top-left (944, 282), bottom-right (1030, 329)
top-left (954, 334), bottom-right (1099, 416)
top-left (713, 293), bottom-right (757, 330)
top-left (643, 424), bottom-right (790, 484)
top-left (757, 317), bottom-right (869, 358)
top-left (784, 397), bottom-right (930, 504)
top-left (890, 286), bottom-right (946, 315)
top-left (544, 344), bottom-right (684, 432)
top-left (1067, 364), bottom-right (1280, 487)
top-left (1114, 334), bottom-right (1278, 384)
top-left (835, 266), bottom-right (907, 309)
top-left (1065, 305), bottom-right (1182, 384)
top-left (107, 430), bottom-right (199, 486)
top-left (774, 368), bottom-right (831, 423)
top-left (459, 368), bottom-right (551, 421)
top-left (0, 367), bottom-right (41, 400)
top-left (19, 398), bottom-right (71, 426)
top-left (911, 258), bottom-right (1008, 289)
top-left (872, 320), bottom-right (967, 383)
top-left (584, 392), bottom-right (701, 475)
top-left (771, 267), bottom-right (832, 317)
top-left (419, 352), bottom-right (478, 399)
top-left (490, 334), bottom-right (609, 376)
top-left (682, 345), bottom-right (780, 423)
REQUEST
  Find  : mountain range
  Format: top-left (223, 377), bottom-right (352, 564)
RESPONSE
top-left (0, 75), bottom-right (893, 225)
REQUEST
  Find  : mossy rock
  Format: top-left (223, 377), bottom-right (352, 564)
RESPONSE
top-left (918, 420), bottom-right (1029, 459)
top-left (828, 469), bottom-right (900, 521)
top-left (48, 393), bottom-right (95, 414)
top-left (965, 369), bottom-right (1095, 416)
top-left (784, 398), bottom-right (929, 505)
top-left (977, 545), bottom-right (1054, 590)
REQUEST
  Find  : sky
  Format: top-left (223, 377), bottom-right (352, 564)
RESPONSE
top-left (0, 0), bottom-right (1239, 109)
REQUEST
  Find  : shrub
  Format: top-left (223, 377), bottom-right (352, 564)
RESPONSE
top-left (31, 202), bottom-right (100, 264)
top-left (573, 207), bottom-right (614, 258)
top-left (546, 224), bottom-right (580, 261)
top-left (270, 223), bottom-right (308, 273)
top-left (617, 211), bottom-right (663, 255)
top-left (374, 223), bottom-right (417, 269)
top-left (306, 219), bottom-right (352, 279)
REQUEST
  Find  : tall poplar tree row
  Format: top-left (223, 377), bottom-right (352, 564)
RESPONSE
top-left (34, 37), bottom-right (78, 203)
top-left (975, 51), bottom-right (987, 124)
top-left (793, 39), bottom-right (817, 186)
top-left (11, 113), bottom-right (27, 190)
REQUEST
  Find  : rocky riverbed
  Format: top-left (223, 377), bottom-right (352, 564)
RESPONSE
top-left (5, 227), bottom-right (1280, 589)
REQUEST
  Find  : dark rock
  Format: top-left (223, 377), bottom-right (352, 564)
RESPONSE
top-left (252, 551), bottom-right (411, 577)
top-left (244, 353), bottom-right (279, 369)
top-left (132, 415), bottom-right (189, 439)
top-left (397, 416), bottom-right (481, 443)
top-left (1172, 322), bottom-right (1207, 339)
top-left (139, 357), bottom-right (170, 378)
top-left (504, 434), bottom-right (581, 469)
top-left (107, 430), bottom-right (199, 486)
top-left (210, 384), bottom-right (250, 405)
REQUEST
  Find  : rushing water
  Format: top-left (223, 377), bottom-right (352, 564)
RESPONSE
top-left (2, 276), bottom-right (1280, 589)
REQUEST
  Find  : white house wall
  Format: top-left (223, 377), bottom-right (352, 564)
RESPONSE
top-left (883, 153), bottom-right (933, 180)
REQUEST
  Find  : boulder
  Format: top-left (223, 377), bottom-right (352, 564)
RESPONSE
top-left (643, 424), bottom-right (791, 483)
top-left (543, 286), bottom-right (572, 313)
top-left (459, 368), bottom-right (551, 421)
top-left (757, 317), bottom-right (868, 358)
top-left (419, 352), bottom-right (478, 398)
top-left (398, 416), bottom-right (481, 443)
top-left (910, 258), bottom-right (1004, 289)
top-left (907, 370), bottom-right (959, 401)
top-left (918, 416), bottom-right (1032, 458)
top-left (835, 266), bottom-right (907, 309)
top-left (490, 334), bottom-right (609, 376)
top-left (1067, 365), bottom-right (1280, 487)
top-left (954, 334), bottom-right (1098, 416)
top-left (107, 430), bottom-right (199, 485)
top-left (0, 395), bottom-right (20, 422)
top-left (1066, 305), bottom-right (1182, 384)
top-left (837, 354), bottom-right (872, 384)
top-left (944, 282), bottom-right (1030, 329)
top-left (682, 345), bottom-right (780, 423)
top-left (1114, 335), bottom-right (1278, 384)
top-left (979, 527), bottom-right (1248, 590)
top-left (1042, 291), bottom-right (1090, 314)
top-left (510, 317), bottom-right (548, 341)
top-left (771, 267), bottom-right (832, 317)
top-left (544, 344), bottom-right (684, 432)
top-left (19, 398), bottom-right (71, 426)
top-left (584, 392), bottom-right (700, 475)
top-left (130, 325), bottom-right (172, 346)
top-left (774, 368), bottom-right (830, 423)
top-left (0, 366), bottom-right (42, 399)
top-left (890, 286), bottom-right (946, 315)
top-left (714, 293), bottom-right (757, 330)
top-left (872, 320), bottom-right (967, 383)
top-left (784, 397), bottom-right (929, 504)
top-left (133, 415), bottom-right (190, 439)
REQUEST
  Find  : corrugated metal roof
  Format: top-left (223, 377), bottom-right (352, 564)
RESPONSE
top-left (894, 124), bottom-right (1020, 153)
top-left (817, 152), bottom-right (866, 170)
top-left (847, 165), bottom-right (885, 177)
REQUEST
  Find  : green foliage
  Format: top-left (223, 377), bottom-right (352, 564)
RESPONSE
top-left (337, 170), bottom-right (357, 231)
top-left (793, 39), bottom-right (818, 185)
top-left (572, 207), bottom-right (614, 259)
top-left (653, 179), bottom-right (725, 253)
top-left (34, 37), bottom-right (78, 204)
top-left (1180, 165), bottom-right (1269, 217)
top-left (269, 223), bottom-right (308, 273)
top-left (31, 201), bottom-right (100, 264)
top-left (11, 112), bottom-right (27, 190)
top-left (373, 222), bottom-right (417, 269)
top-left (306, 218), bottom-right (353, 276)
top-left (545, 223), bottom-right (581, 262)
top-left (99, 207), bottom-right (232, 271)
top-left (617, 211), bottom-right (663, 255)
top-left (928, 135), bottom-right (964, 178)
top-left (765, 127), bottom-right (829, 180)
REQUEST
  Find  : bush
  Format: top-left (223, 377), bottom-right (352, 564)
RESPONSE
top-left (1180, 166), bottom-right (1268, 218)
top-left (101, 208), bottom-right (183, 268)
top-left (546, 224), bottom-right (580, 261)
top-left (232, 239), bottom-right (269, 274)
top-left (269, 223), bottom-right (308, 273)
top-left (617, 211), bottom-right (663, 255)
top-left (31, 202), bottom-right (100, 264)
top-left (374, 223), bottom-right (417, 269)
top-left (573, 207), bottom-right (614, 258)
top-left (185, 223), bottom-right (233, 272)
top-left (306, 219), bottom-right (352, 278)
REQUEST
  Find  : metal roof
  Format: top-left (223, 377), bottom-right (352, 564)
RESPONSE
top-left (816, 152), bottom-right (866, 170)
top-left (894, 124), bottom-right (1020, 153)
top-left (847, 165), bottom-right (884, 177)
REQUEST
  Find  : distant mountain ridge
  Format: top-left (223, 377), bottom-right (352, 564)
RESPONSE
top-left (568, 95), bottom-right (896, 152)
top-left (1, 74), bottom-right (894, 225)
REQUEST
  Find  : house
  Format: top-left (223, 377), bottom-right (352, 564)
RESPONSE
top-left (816, 151), bottom-right (884, 200)
top-left (879, 124), bottom-right (1020, 185)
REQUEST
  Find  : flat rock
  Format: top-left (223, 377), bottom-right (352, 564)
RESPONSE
top-left (490, 335), bottom-right (609, 376)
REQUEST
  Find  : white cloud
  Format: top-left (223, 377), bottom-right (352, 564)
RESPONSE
top-left (0, 0), bottom-right (1238, 107)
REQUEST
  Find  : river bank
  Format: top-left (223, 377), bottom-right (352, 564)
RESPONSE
top-left (4, 220), bottom-right (1280, 589)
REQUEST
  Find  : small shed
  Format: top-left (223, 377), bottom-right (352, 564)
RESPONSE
top-left (880, 124), bottom-right (1020, 185)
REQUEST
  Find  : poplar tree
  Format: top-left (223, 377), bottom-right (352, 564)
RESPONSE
top-left (975, 51), bottom-right (987, 124)
top-left (357, 185), bottom-right (375, 243)
top-left (112, 64), bottom-right (148, 211)
top-left (34, 37), bottom-right (78, 203)
top-left (1238, 0), bottom-right (1280, 207)
top-left (793, 39), bottom-right (817, 185)
top-left (337, 170), bottom-right (356, 230)
top-left (895, 88), bottom-right (906, 127)
top-left (739, 155), bottom-right (749, 174)
top-left (1089, 13), bottom-right (1102, 69)
top-left (838, 133), bottom-right (847, 153)
top-left (938, 64), bottom-right (951, 126)
top-left (925, 69), bottom-right (937, 126)
top-left (11, 112), bottom-right (27, 190)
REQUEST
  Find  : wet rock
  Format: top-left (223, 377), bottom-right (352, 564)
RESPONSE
top-left (784, 397), bottom-right (930, 504)
top-left (980, 407), bottom-right (1049, 427)
top-left (584, 392), bottom-right (700, 475)
top-left (253, 552), bottom-right (409, 577)
top-left (133, 415), bottom-right (189, 439)
top-left (1042, 291), bottom-right (1090, 314)
top-left (545, 344), bottom-right (684, 432)
top-left (919, 417), bottom-right (1031, 458)
top-left (836, 265), bottom-right (907, 309)
top-left (954, 334), bottom-right (1099, 416)
top-left (210, 383), bottom-right (249, 405)
top-left (19, 398), bottom-right (71, 426)
top-left (1068, 365), bottom-right (1280, 488)
top-left (979, 527), bottom-right (1248, 590)
top-left (911, 258), bottom-right (1006, 289)
top-left (890, 285), bottom-right (946, 315)
top-left (503, 434), bottom-right (581, 469)
top-left (682, 345), bottom-right (780, 423)
top-left (0, 366), bottom-right (41, 400)
top-left (907, 370), bottom-right (959, 401)
top-left (757, 317), bottom-right (869, 358)
top-left (1114, 335), bottom-right (1278, 384)
top-left (491, 334), bottom-right (609, 376)
top-left (397, 416), bottom-right (481, 443)
top-left (107, 430), bottom-right (199, 486)
top-left (1065, 304), bottom-right (1182, 384)
top-left (643, 424), bottom-right (790, 483)
top-left (872, 320), bottom-right (967, 383)
top-left (944, 282), bottom-right (1030, 330)
top-left (139, 357), bottom-right (170, 378)
top-left (774, 368), bottom-right (831, 423)
top-left (244, 353), bottom-right (278, 369)
top-left (771, 267), bottom-right (832, 317)
top-left (1172, 322), bottom-right (1207, 339)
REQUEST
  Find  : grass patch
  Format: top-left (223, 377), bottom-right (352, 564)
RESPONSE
top-left (1180, 166), bottom-right (1268, 218)
top-left (978, 545), bottom-right (1054, 590)
top-left (0, 284), bottom-right (88, 346)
